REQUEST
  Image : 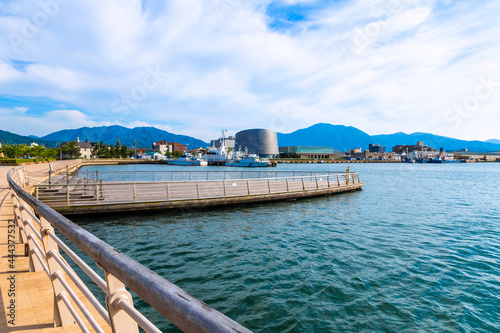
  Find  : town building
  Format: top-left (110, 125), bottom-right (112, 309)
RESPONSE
top-left (279, 146), bottom-right (343, 159)
top-left (350, 150), bottom-right (396, 160)
top-left (211, 136), bottom-right (235, 149)
top-left (453, 151), bottom-right (500, 162)
top-left (152, 141), bottom-right (187, 154)
top-left (369, 143), bottom-right (385, 153)
top-left (60, 138), bottom-right (94, 159)
top-left (392, 141), bottom-right (437, 153)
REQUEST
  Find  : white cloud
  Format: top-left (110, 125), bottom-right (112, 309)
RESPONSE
top-left (0, 0), bottom-right (499, 141)
top-left (0, 106), bottom-right (28, 114)
top-left (0, 109), bottom-right (175, 137)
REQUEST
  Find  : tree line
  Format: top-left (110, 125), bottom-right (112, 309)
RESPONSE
top-left (0, 141), bottom-right (133, 159)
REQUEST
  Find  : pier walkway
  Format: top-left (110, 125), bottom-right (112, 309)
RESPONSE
top-left (33, 170), bottom-right (363, 215)
top-left (0, 160), bottom-right (109, 332)
top-left (1, 161), bottom-right (253, 333)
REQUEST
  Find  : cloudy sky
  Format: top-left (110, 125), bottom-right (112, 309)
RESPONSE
top-left (0, 0), bottom-right (499, 141)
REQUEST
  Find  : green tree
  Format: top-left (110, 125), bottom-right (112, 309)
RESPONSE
top-left (1, 143), bottom-right (22, 158)
top-left (46, 148), bottom-right (59, 158)
top-left (29, 145), bottom-right (45, 158)
top-left (59, 141), bottom-right (80, 158)
top-left (109, 144), bottom-right (116, 158)
top-left (120, 144), bottom-right (129, 158)
top-left (97, 141), bottom-right (109, 158)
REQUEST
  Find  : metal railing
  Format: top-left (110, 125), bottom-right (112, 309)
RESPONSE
top-left (34, 172), bottom-right (361, 206)
top-left (8, 167), bottom-right (252, 333)
top-left (75, 170), bottom-right (344, 182)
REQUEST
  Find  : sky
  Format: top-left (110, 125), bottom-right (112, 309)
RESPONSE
top-left (0, 0), bottom-right (499, 142)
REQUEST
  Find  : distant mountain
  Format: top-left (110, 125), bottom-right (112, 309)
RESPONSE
top-left (278, 124), bottom-right (371, 150)
top-left (0, 129), bottom-right (58, 147)
top-left (41, 125), bottom-right (208, 149)
top-left (486, 139), bottom-right (500, 145)
top-left (278, 123), bottom-right (500, 152)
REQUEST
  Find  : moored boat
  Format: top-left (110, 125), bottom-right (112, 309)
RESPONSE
top-left (168, 153), bottom-right (208, 166)
top-left (225, 154), bottom-right (269, 167)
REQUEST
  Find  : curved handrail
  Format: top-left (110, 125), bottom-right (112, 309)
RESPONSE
top-left (8, 167), bottom-right (252, 333)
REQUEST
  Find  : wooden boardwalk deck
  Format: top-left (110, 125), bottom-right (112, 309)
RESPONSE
top-left (34, 172), bottom-right (363, 215)
top-left (0, 162), bottom-right (110, 333)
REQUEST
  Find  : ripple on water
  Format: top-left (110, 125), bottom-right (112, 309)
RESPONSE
top-left (70, 163), bottom-right (500, 332)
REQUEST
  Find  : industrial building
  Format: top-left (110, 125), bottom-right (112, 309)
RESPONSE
top-left (369, 144), bottom-right (385, 153)
top-left (211, 136), bottom-right (235, 149)
top-left (235, 129), bottom-right (279, 158)
top-left (392, 141), bottom-right (436, 153)
top-left (279, 146), bottom-right (343, 159)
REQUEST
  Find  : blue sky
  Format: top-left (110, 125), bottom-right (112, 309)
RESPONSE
top-left (0, 0), bottom-right (499, 141)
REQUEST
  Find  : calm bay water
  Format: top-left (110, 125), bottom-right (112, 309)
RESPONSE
top-left (70, 163), bottom-right (500, 332)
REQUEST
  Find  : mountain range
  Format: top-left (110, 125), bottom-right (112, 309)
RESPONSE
top-left (0, 129), bottom-right (58, 147)
top-left (277, 123), bottom-right (500, 152)
top-left (1, 123), bottom-right (499, 152)
top-left (39, 125), bottom-right (208, 149)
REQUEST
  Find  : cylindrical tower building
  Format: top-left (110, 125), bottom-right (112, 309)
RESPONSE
top-left (235, 129), bottom-right (279, 158)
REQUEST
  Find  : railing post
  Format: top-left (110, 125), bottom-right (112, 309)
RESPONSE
top-left (267, 179), bottom-right (271, 193)
top-left (247, 179), bottom-right (251, 195)
top-left (166, 183), bottom-right (170, 200)
top-left (66, 185), bottom-right (70, 205)
top-left (337, 175), bottom-right (340, 187)
top-left (327, 176), bottom-right (331, 188)
top-left (66, 166), bottom-right (69, 184)
top-left (22, 209), bottom-right (44, 272)
top-left (302, 177), bottom-right (305, 190)
top-left (286, 178), bottom-right (289, 192)
top-left (223, 180), bottom-right (227, 197)
top-left (315, 176), bottom-right (319, 189)
top-left (96, 184), bottom-right (100, 204)
top-left (196, 182), bottom-right (200, 198)
top-left (133, 184), bottom-right (136, 202)
top-left (104, 271), bottom-right (139, 333)
top-left (11, 197), bottom-right (28, 245)
top-left (40, 221), bottom-right (75, 327)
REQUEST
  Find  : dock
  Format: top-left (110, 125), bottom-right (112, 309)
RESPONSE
top-left (0, 160), bottom-right (111, 332)
top-left (1, 161), bottom-right (254, 332)
top-left (32, 169), bottom-right (363, 215)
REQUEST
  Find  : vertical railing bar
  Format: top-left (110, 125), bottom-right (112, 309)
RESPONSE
top-left (50, 253), bottom-right (110, 327)
top-left (116, 299), bottom-right (162, 333)
top-left (58, 292), bottom-right (91, 333)
top-left (46, 230), bottom-right (108, 292)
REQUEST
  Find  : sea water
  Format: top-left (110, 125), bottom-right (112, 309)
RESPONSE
top-left (69, 163), bottom-right (500, 332)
